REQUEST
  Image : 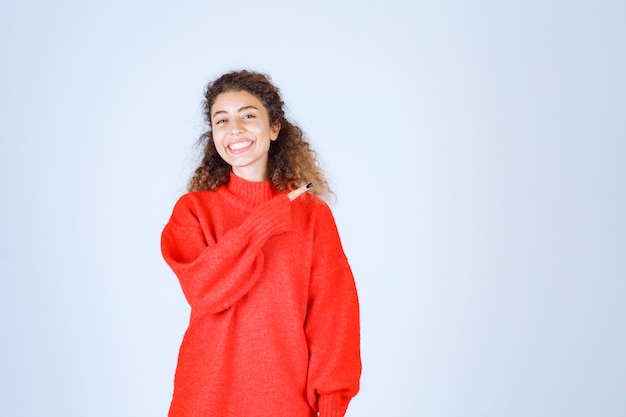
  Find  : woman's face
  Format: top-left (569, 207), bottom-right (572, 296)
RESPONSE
top-left (210, 90), bottom-right (281, 182)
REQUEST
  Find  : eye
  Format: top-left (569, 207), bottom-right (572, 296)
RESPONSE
top-left (214, 118), bottom-right (226, 125)
top-left (242, 114), bottom-right (255, 120)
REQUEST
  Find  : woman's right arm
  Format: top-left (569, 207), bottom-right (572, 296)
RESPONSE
top-left (161, 194), bottom-right (291, 314)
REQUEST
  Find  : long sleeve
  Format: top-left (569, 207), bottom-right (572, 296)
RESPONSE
top-left (161, 193), bottom-right (291, 314)
top-left (304, 203), bottom-right (361, 417)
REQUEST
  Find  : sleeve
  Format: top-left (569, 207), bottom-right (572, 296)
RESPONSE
top-left (161, 194), bottom-right (291, 314)
top-left (304, 203), bottom-right (361, 417)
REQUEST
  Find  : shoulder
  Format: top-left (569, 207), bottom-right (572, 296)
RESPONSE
top-left (173, 189), bottom-right (220, 210)
top-left (291, 193), bottom-right (338, 226)
top-left (166, 190), bottom-right (222, 225)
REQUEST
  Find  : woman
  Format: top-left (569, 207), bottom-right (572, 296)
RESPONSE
top-left (161, 70), bottom-right (361, 417)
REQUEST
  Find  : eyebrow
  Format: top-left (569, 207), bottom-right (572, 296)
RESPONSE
top-left (212, 105), bottom-right (259, 119)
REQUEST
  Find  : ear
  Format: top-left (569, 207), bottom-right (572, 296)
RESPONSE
top-left (270, 120), bottom-right (281, 141)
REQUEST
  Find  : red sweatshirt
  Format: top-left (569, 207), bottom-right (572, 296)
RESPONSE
top-left (161, 173), bottom-right (361, 417)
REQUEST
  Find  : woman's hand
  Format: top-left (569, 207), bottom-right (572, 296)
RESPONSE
top-left (288, 183), bottom-right (313, 201)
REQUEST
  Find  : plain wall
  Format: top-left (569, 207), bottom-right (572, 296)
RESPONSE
top-left (1, 1), bottom-right (624, 416)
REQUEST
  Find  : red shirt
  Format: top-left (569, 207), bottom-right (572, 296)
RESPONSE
top-left (161, 173), bottom-right (361, 417)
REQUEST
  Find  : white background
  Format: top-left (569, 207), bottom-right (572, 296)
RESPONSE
top-left (1, 1), bottom-right (625, 416)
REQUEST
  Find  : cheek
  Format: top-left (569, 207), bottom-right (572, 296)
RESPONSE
top-left (212, 135), bottom-right (230, 159)
top-left (212, 130), bottom-right (227, 147)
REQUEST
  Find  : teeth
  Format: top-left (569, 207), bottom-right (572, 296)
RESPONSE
top-left (229, 141), bottom-right (252, 150)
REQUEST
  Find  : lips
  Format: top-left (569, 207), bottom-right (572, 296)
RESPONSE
top-left (228, 140), bottom-right (253, 152)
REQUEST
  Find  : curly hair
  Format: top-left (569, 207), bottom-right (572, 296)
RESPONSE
top-left (188, 70), bottom-right (332, 201)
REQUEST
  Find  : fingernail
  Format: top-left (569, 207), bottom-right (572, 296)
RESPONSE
top-left (306, 182), bottom-right (313, 188)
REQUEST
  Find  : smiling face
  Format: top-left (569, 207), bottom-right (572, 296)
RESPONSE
top-left (210, 90), bottom-right (281, 182)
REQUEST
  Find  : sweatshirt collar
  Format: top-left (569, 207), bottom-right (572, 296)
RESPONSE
top-left (226, 171), bottom-right (277, 207)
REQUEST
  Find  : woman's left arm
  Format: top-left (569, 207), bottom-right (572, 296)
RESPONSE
top-left (304, 203), bottom-right (362, 417)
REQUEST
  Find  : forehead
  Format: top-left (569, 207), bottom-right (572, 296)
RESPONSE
top-left (211, 90), bottom-right (266, 114)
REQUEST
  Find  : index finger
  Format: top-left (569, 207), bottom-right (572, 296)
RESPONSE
top-left (288, 183), bottom-right (313, 201)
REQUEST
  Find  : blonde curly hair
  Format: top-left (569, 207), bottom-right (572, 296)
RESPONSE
top-left (188, 70), bottom-right (332, 201)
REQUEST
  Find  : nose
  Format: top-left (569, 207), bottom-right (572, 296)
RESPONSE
top-left (231, 118), bottom-right (245, 134)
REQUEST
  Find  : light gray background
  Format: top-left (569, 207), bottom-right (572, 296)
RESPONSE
top-left (1, 1), bottom-right (624, 416)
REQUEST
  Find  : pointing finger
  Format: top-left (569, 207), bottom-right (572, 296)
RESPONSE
top-left (288, 183), bottom-right (313, 201)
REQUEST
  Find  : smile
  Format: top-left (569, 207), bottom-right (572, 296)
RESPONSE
top-left (228, 140), bottom-right (253, 151)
